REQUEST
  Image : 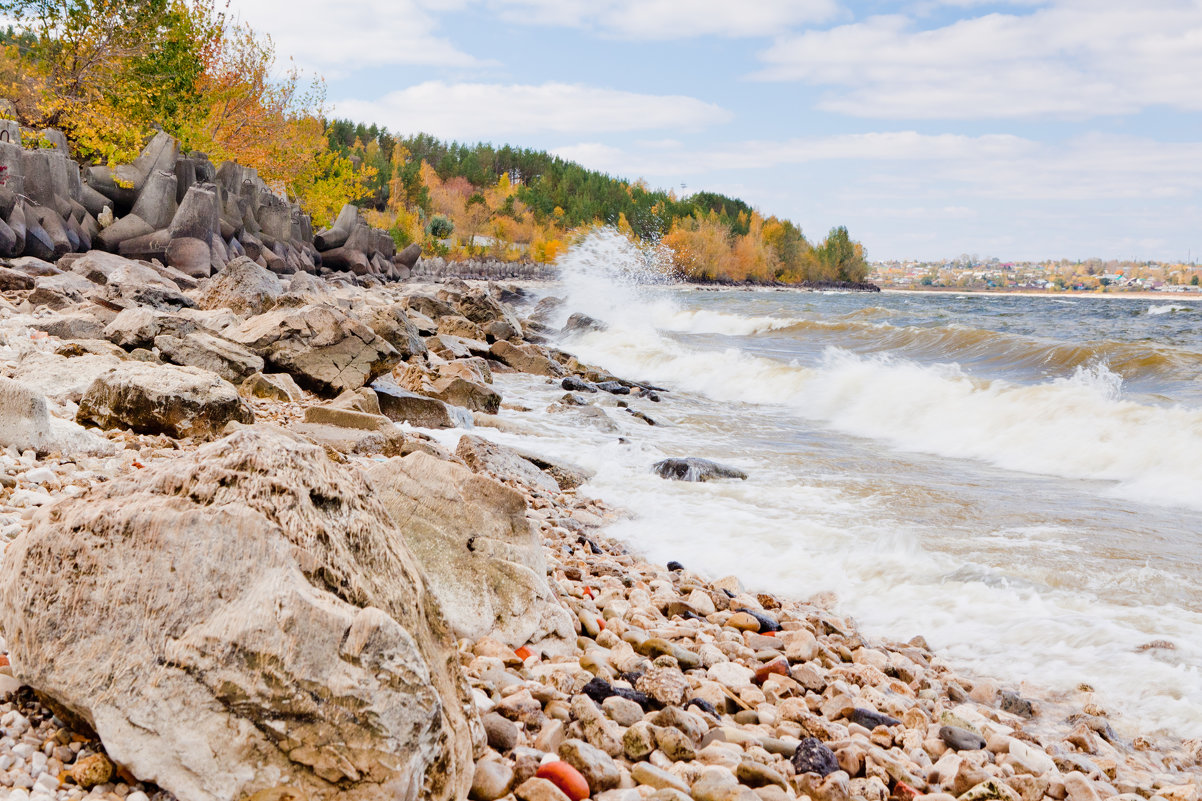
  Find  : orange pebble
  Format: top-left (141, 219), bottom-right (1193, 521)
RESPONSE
top-left (536, 760), bottom-right (590, 801)
top-left (753, 657), bottom-right (789, 684)
top-left (0, 654), bottom-right (8, 667)
top-left (596, 618), bottom-right (605, 631)
top-left (514, 646), bottom-right (533, 661)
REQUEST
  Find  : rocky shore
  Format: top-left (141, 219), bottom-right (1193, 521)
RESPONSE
top-left (0, 128), bottom-right (1196, 801)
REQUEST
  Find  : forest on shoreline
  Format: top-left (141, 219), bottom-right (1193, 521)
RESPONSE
top-left (0, 0), bottom-right (869, 285)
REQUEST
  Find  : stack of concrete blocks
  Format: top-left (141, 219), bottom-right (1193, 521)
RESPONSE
top-left (0, 126), bottom-right (411, 281)
top-left (313, 202), bottom-right (422, 280)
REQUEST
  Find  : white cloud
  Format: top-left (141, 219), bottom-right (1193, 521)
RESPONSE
top-left (334, 81), bottom-right (731, 140)
top-left (231, 0), bottom-right (481, 76)
top-left (488, 0), bottom-right (839, 39)
top-left (552, 133), bottom-right (1202, 201)
top-left (754, 0), bottom-right (1202, 118)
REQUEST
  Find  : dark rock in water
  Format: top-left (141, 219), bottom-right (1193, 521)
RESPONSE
top-left (792, 737), bottom-right (839, 777)
top-left (1000, 690), bottom-right (1035, 718)
top-left (850, 708), bottom-right (901, 730)
top-left (635, 388), bottom-right (660, 402)
top-left (653, 457), bottom-right (748, 482)
top-left (562, 312), bottom-right (606, 334)
top-left (595, 380), bottom-right (630, 395)
top-left (666, 561), bottom-right (684, 572)
top-left (686, 698), bottom-right (718, 717)
top-left (627, 409), bottom-right (657, 426)
top-left (733, 607), bottom-right (780, 633)
top-left (939, 725), bottom-right (986, 751)
top-left (562, 376), bottom-right (597, 393)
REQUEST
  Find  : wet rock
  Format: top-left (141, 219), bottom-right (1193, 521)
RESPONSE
top-left (1000, 690), bottom-right (1036, 718)
top-left (793, 737), bottom-right (840, 777)
top-left (76, 362), bottom-right (253, 439)
top-left (652, 458), bottom-right (748, 482)
top-left (595, 381), bottom-right (630, 395)
top-left (562, 376), bottom-right (597, 393)
top-left (0, 427), bottom-right (479, 801)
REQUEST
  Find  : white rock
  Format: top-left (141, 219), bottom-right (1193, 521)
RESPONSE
top-left (707, 661), bottom-right (755, 689)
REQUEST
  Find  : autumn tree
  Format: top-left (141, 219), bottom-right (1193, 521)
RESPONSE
top-left (0, 0), bottom-right (221, 161)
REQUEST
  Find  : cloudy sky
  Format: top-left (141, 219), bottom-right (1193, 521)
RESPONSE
top-left (235, 0), bottom-right (1201, 262)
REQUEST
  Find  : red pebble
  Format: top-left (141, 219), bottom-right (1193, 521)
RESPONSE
top-left (753, 657), bottom-right (789, 684)
top-left (891, 780), bottom-right (920, 801)
top-left (514, 646), bottom-right (533, 661)
top-left (596, 618), bottom-right (605, 631)
top-left (0, 654), bottom-right (8, 667)
top-left (582, 586), bottom-right (594, 599)
top-left (536, 760), bottom-right (590, 801)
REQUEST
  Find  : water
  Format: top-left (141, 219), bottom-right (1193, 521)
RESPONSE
top-left (451, 231), bottom-right (1202, 741)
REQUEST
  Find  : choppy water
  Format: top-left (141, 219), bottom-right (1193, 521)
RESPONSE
top-left (446, 231), bottom-right (1202, 741)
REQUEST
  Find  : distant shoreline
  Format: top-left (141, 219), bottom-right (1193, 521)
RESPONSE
top-left (879, 287), bottom-right (1202, 301)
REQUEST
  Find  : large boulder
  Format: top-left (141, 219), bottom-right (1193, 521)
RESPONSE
top-left (76, 362), bottom-right (254, 439)
top-left (368, 451), bottom-right (574, 651)
top-left (428, 375), bottom-right (501, 415)
top-left (373, 381), bottom-right (472, 429)
top-left (489, 340), bottom-right (565, 377)
top-left (154, 331), bottom-right (265, 383)
top-left (11, 352), bottom-right (126, 405)
top-left (367, 305), bottom-right (427, 361)
top-left (0, 428), bottom-right (479, 801)
top-left (227, 303), bottom-right (400, 397)
top-left (197, 256), bottom-right (282, 317)
top-left (0, 377), bottom-right (116, 456)
top-left (455, 435), bottom-right (559, 493)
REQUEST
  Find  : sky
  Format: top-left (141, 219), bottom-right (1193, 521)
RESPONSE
top-left (233, 0), bottom-right (1202, 262)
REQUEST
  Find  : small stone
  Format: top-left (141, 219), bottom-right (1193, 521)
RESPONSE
top-left (484, 712), bottom-right (521, 752)
top-left (850, 708), bottom-right (900, 729)
top-left (68, 753), bottom-right (113, 789)
top-left (1000, 690), bottom-right (1035, 718)
top-left (515, 777), bottom-right (572, 801)
top-left (690, 767), bottom-right (741, 801)
top-left (471, 760), bottom-right (515, 801)
top-left (560, 738), bottom-right (621, 792)
top-left (654, 725), bottom-right (697, 761)
top-left (792, 737), bottom-right (839, 777)
top-left (958, 779), bottom-right (1022, 801)
top-left (631, 762), bottom-right (690, 793)
top-left (726, 612), bottom-right (761, 632)
top-left (602, 695), bottom-right (644, 727)
top-left (939, 725), bottom-right (986, 752)
top-left (623, 721), bottom-right (657, 761)
top-left (736, 761), bottom-right (787, 789)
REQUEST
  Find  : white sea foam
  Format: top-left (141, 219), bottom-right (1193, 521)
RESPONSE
top-left (1148, 303), bottom-right (1192, 315)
